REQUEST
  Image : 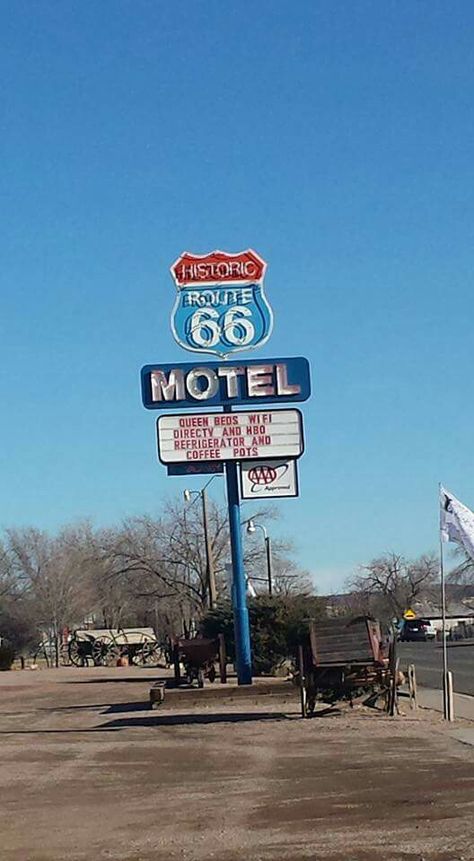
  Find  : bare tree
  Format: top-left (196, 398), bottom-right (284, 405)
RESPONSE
top-left (347, 552), bottom-right (438, 623)
top-left (0, 495), bottom-right (316, 655)
top-left (271, 556), bottom-right (313, 597)
top-left (95, 517), bottom-right (199, 639)
top-left (97, 500), bottom-right (314, 638)
top-left (5, 527), bottom-right (94, 664)
top-left (0, 539), bottom-right (20, 599)
top-left (446, 549), bottom-right (474, 612)
top-left (449, 548), bottom-right (474, 585)
top-left (244, 536), bottom-right (313, 596)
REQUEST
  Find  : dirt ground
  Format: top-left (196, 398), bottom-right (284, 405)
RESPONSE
top-left (0, 666), bottom-right (473, 861)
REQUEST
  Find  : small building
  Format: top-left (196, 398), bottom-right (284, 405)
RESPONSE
top-left (410, 598), bottom-right (474, 636)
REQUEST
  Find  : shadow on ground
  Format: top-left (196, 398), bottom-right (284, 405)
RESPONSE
top-left (0, 710), bottom-right (292, 735)
top-left (36, 701), bottom-right (151, 714)
top-left (63, 675), bottom-right (165, 685)
top-left (99, 710), bottom-right (292, 729)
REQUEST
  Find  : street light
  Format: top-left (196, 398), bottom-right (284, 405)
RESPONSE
top-left (183, 476), bottom-right (220, 609)
top-left (246, 519), bottom-right (273, 597)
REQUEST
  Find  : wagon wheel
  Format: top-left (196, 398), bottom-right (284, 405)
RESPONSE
top-left (300, 681), bottom-right (308, 718)
top-left (59, 642), bottom-right (71, 666)
top-left (306, 691), bottom-right (316, 716)
top-left (136, 641), bottom-right (163, 667)
top-left (92, 635), bottom-right (120, 667)
top-left (386, 636), bottom-right (399, 716)
top-left (185, 670), bottom-right (194, 686)
top-left (297, 645), bottom-right (310, 718)
top-left (387, 657), bottom-right (400, 716)
top-left (69, 636), bottom-right (87, 667)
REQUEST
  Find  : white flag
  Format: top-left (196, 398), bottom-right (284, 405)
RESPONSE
top-left (440, 486), bottom-right (474, 561)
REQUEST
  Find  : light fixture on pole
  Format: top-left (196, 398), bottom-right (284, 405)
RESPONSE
top-left (246, 519), bottom-right (273, 597)
top-left (183, 477), bottom-right (220, 610)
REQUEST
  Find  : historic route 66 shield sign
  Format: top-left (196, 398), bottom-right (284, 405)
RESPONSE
top-left (170, 249), bottom-right (273, 358)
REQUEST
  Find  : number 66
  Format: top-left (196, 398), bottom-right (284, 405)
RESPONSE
top-left (189, 306), bottom-right (255, 347)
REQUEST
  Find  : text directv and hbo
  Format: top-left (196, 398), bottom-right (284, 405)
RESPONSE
top-left (141, 356), bottom-right (311, 410)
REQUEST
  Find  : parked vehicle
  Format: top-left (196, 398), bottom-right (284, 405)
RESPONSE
top-left (399, 619), bottom-right (436, 642)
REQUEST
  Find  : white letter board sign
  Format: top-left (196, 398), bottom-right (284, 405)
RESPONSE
top-left (156, 409), bottom-right (304, 465)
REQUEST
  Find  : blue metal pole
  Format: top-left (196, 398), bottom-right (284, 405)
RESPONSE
top-left (225, 459), bottom-right (252, 685)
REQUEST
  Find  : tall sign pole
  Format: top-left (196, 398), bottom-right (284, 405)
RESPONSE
top-left (140, 249), bottom-right (311, 687)
top-left (226, 458), bottom-right (252, 683)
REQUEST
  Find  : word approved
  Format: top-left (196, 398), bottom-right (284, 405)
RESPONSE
top-left (141, 357), bottom-right (311, 410)
top-left (156, 409), bottom-right (304, 464)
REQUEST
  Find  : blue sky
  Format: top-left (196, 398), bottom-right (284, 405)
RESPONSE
top-left (2, 1), bottom-right (474, 592)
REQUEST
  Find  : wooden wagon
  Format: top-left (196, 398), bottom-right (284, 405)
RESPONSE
top-left (298, 617), bottom-right (397, 717)
top-left (172, 634), bottom-right (227, 688)
top-left (64, 627), bottom-right (165, 668)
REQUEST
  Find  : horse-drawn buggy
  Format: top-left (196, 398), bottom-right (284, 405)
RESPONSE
top-left (298, 616), bottom-right (398, 717)
top-left (63, 627), bottom-right (165, 668)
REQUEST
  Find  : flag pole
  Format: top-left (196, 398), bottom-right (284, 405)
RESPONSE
top-left (439, 483), bottom-right (450, 720)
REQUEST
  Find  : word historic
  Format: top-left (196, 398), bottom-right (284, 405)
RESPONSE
top-left (171, 249), bottom-right (266, 286)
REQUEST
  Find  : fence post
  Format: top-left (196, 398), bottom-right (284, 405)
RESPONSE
top-left (218, 633), bottom-right (227, 684)
top-left (445, 670), bottom-right (454, 722)
top-left (408, 663), bottom-right (418, 710)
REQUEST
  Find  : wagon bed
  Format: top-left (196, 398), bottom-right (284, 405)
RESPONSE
top-left (299, 616), bottom-right (394, 716)
top-left (73, 628), bottom-right (156, 645)
top-left (307, 617), bottom-right (385, 667)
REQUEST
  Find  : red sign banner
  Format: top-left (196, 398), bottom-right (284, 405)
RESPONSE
top-left (171, 249), bottom-right (266, 287)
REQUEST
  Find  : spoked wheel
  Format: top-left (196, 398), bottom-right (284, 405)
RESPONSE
top-left (69, 637), bottom-right (89, 667)
top-left (136, 641), bottom-right (163, 667)
top-left (92, 636), bottom-right (120, 667)
top-left (298, 646), bottom-right (311, 718)
top-left (300, 680), bottom-right (308, 718)
top-left (60, 642), bottom-right (71, 666)
top-left (306, 692), bottom-right (316, 717)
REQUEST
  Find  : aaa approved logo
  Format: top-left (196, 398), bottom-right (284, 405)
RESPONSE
top-left (240, 459), bottom-right (299, 499)
top-left (170, 250), bottom-right (273, 358)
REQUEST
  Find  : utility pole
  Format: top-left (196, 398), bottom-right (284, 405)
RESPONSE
top-left (184, 481), bottom-right (219, 612)
top-left (201, 488), bottom-right (217, 610)
top-left (265, 534), bottom-right (273, 597)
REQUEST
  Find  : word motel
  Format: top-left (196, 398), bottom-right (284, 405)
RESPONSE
top-left (141, 357), bottom-right (311, 410)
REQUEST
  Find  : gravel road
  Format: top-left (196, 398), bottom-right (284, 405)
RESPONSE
top-left (0, 665), bottom-right (473, 861)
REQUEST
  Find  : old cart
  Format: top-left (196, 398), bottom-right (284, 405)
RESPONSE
top-left (173, 634), bottom-right (227, 688)
top-left (65, 627), bottom-right (165, 668)
top-left (298, 616), bottom-right (398, 717)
